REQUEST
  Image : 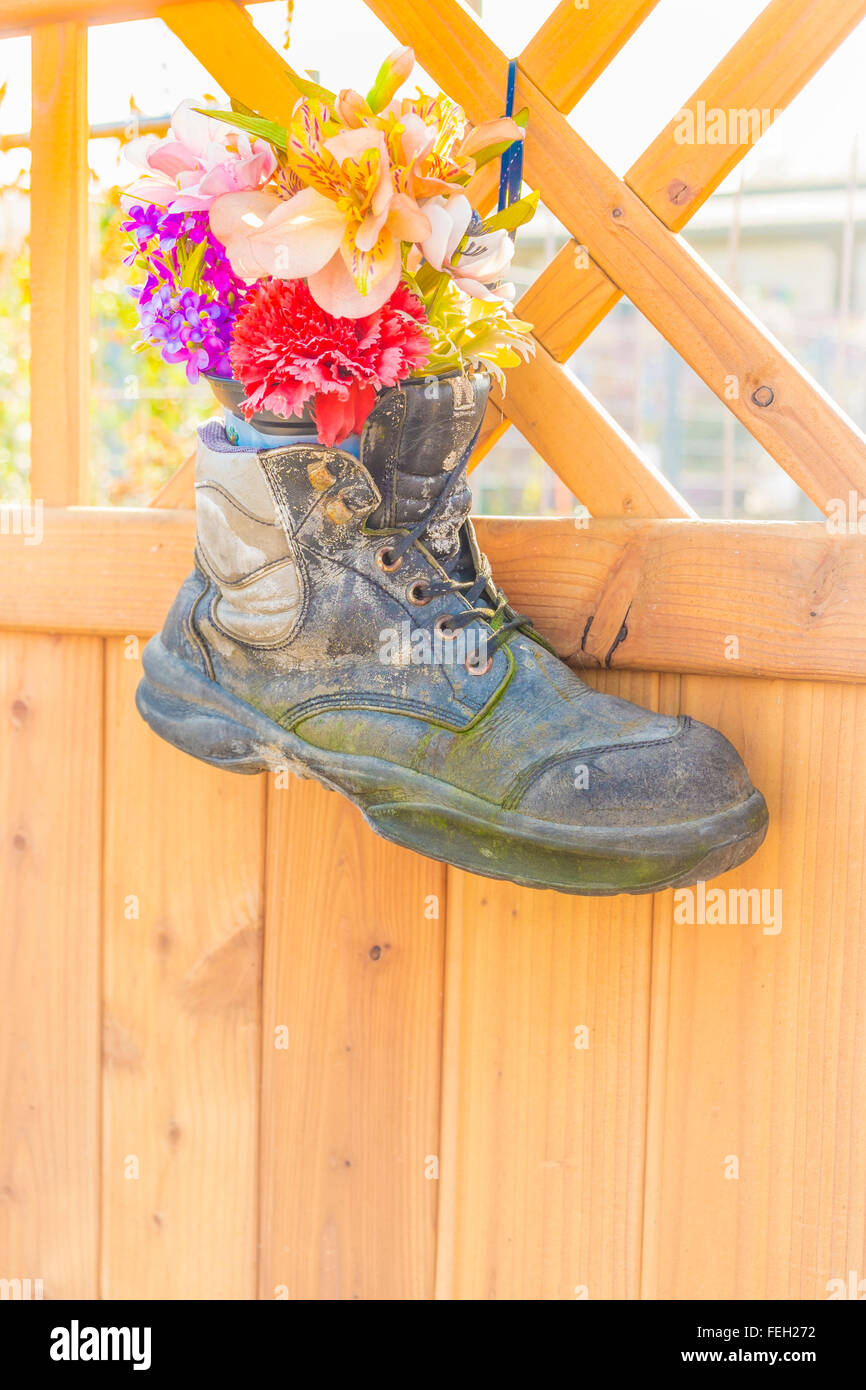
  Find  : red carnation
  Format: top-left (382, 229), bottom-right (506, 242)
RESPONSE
top-left (229, 278), bottom-right (431, 446)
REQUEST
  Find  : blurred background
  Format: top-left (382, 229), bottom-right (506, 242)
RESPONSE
top-left (2, 0), bottom-right (865, 518)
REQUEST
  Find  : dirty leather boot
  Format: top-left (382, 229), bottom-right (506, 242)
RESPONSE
top-left (137, 374), bottom-right (769, 895)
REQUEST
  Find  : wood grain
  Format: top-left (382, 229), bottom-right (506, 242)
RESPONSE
top-left (29, 23), bottom-right (89, 505)
top-left (5, 0), bottom-right (866, 1307)
top-left (0, 0), bottom-right (272, 36)
top-left (641, 676), bottom-right (866, 1298)
top-left (0, 506), bottom-right (197, 636)
top-left (437, 671), bottom-right (658, 1300)
top-left (473, 0), bottom-right (866, 476)
top-left (0, 632), bottom-right (102, 1297)
top-left (370, 0), bottom-right (866, 511)
top-left (150, 452), bottom-right (194, 509)
top-left (4, 510), bottom-right (863, 683)
top-left (520, 94), bottom-right (866, 512)
top-left (504, 240), bottom-right (622, 367)
top-left (259, 779), bottom-right (445, 1299)
top-left (101, 639), bottom-right (265, 1298)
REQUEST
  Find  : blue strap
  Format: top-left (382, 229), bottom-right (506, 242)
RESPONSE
top-left (497, 57), bottom-right (524, 217)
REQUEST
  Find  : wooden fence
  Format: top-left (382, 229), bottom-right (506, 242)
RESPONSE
top-left (1, 0), bottom-right (865, 1299)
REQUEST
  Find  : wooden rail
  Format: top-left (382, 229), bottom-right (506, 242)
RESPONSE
top-left (2, 509), bottom-right (863, 683)
top-left (0, 0), bottom-right (266, 33)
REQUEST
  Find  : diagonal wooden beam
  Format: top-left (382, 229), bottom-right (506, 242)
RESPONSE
top-left (473, 0), bottom-right (866, 466)
top-left (147, 358), bottom-right (686, 517)
top-left (521, 0), bottom-right (661, 112)
top-left (435, 0), bottom-right (687, 515)
top-left (628, 0), bottom-right (866, 230)
top-left (366, 0), bottom-right (866, 514)
top-left (469, 0), bottom-right (663, 211)
top-left (157, 0), bottom-right (303, 122)
top-left (0, 0), bottom-right (272, 36)
top-left (150, 452), bottom-right (195, 508)
top-left (491, 342), bottom-right (690, 516)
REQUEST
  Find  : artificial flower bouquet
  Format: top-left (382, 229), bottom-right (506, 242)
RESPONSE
top-left (122, 47), bottom-right (537, 447)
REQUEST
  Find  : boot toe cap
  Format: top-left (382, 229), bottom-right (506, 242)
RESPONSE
top-left (511, 716), bottom-right (756, 830)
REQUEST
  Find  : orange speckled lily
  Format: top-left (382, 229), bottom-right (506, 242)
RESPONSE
top-left (210, 114), bottom-right (431, 318)
top-left (380, 94), bottom-right (524, 201)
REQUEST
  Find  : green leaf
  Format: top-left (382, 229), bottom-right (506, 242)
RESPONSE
top-left (472, 136), bottom-right (525, 173)
top-left (413, 262), bottom-right (446, 296)
top-left (285, 66), bottom-right (336, 105)
top-left (481, 189), bottom-right (539, 235)
top-left (194, 107), bottom-right (288, 150)
top-left (180, 237), bottom-right (207, 290)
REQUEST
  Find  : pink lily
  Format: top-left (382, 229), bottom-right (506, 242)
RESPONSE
top-left (125, 98), bottom-right (276, 212)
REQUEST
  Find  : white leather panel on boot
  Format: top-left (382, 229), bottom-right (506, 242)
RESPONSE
top-left (195, 424), bottom-right (302, 645)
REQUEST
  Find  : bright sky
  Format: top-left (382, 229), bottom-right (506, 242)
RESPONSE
top-left (1, 0), bottom-right (866, 189)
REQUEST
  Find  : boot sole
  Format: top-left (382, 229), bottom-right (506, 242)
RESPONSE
top-left (136, 637), bottom-right (769, 897)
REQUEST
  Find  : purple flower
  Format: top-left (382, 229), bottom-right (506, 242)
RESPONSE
top-left (123, 202), bottom-right (246, 382)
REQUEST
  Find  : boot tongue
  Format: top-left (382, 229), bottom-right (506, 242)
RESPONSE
top-left (361, 373), bottom-right (489, 559)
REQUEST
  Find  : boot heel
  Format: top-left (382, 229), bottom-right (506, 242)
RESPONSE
top-left (136, 637), bottom-right (286, 775)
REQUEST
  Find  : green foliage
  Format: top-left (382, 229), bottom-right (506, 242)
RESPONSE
top-left (481, 190), bottom-right (539, 236)
top-left (403, 267), bottom-right (534, 387)
top-left (194, 107), bottom-right (290, 150)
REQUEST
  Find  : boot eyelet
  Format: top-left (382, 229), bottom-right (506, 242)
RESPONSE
top-left (434, 615), bottom-right (458, 640)
top-left (408, 581), bottom-right (432, 606)
top-left (465, 653), bottom-right (493, 676)
top-left (376, 546), bottom-right (403, 573)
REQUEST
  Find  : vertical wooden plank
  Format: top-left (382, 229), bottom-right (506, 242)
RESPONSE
top-left (259, 780), bottom-right (445, 1300)
top-left (30, 23), bottom-right (89, 505)
top-left (101, 638), bottom-right (265, 1299)
top-left (437, 672), bottom-right (659, 1300)
top-left (641, 676), bottom-right (866, 1299)
top-left (0, 632), bottom-right (101, 1298)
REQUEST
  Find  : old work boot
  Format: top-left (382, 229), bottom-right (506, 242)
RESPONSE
top-left (137, 373), bottom-right (769, 895)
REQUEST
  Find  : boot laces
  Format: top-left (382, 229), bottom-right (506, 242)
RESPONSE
top-left (382, 453), bottom-right (532, 661)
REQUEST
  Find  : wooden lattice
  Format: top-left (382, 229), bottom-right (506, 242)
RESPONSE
top-left (7, 0), bottom-right (866, 517)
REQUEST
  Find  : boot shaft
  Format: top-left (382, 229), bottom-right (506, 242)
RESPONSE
top-left (362, 373), bottom-right (489, 556)
top-left (193, 372), bottom-right (489, 646)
